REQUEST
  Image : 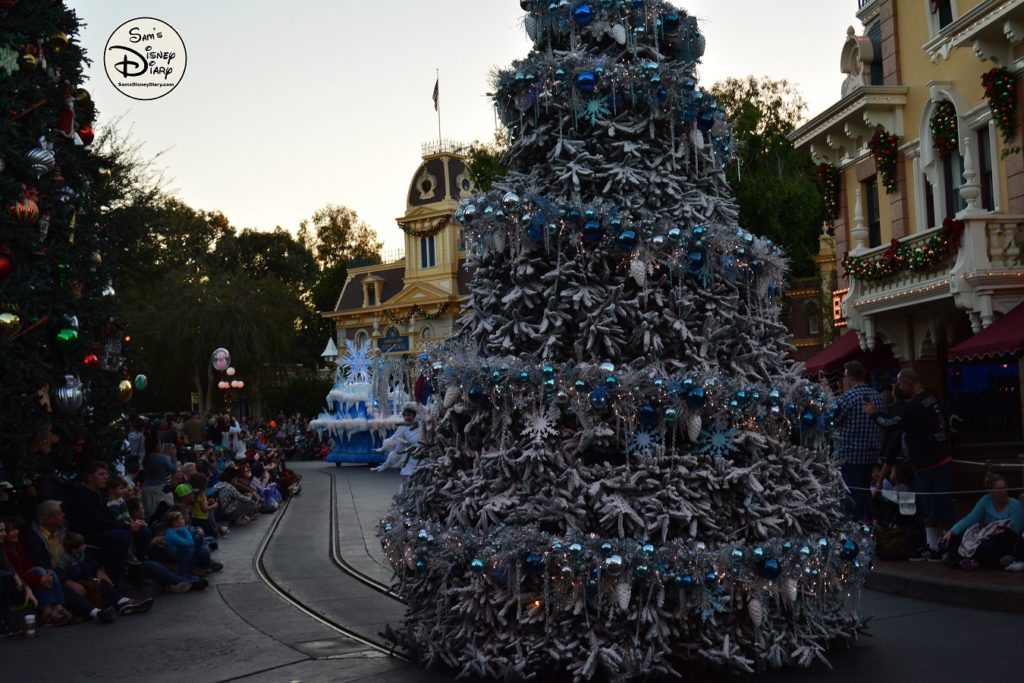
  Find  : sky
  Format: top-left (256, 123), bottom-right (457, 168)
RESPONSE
top-left (66, 1), bottom-right (859, 255)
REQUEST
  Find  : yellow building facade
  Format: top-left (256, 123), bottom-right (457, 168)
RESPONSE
top-left (793, 0), bottom-right (1024, 445)
top-left (322, 142), bottom-right (474, 358)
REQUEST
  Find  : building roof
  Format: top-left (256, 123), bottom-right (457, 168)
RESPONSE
top-left (335, 264), bottom-right (406, 312)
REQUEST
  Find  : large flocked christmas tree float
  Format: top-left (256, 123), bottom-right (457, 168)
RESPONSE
top-left (310, 338), bottom-right (409, 466)
top-left (380, 1), bottom-right (869, 680)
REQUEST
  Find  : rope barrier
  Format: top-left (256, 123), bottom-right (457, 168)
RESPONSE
top-left (848, 485), bottom-right (1024, 496)
top-left (952, 459), bottom-right (1024, 469)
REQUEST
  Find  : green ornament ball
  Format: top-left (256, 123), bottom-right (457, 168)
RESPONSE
top-left (55, 327), bottom-right (79, 351)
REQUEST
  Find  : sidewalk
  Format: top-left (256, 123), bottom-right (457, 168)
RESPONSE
top-left (867, 559), bottom-right (1024, 613)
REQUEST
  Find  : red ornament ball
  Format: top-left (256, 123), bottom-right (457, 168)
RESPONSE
top-left (83, 353), bottom-right (99, 367)
top-left (78, 125), bottom-right (95, 145)
top-left (0, 254), bottom-right (12, 279)
top-left (9, 196), bottom-right (39, 226)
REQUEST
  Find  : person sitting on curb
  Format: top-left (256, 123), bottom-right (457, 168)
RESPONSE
top-left (943, 472), bottom-right (1024, 571)
top-left (213, 468), bottom-right (258, 525)
top-left (20, 501), bottom-right (118, 623)
top-left (56, 533), bottom-right (153, 620)
top-left (1, 518), bottom-right (73, 627)
top-left (0, 519), bottom-right (37, 637)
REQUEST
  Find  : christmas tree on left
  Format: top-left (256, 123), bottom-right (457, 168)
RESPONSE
top-left (0, 0), bottom-right (127, 486)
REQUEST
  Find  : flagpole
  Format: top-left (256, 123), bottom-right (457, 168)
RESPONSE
top-left (436, 68), bottom-right (442, 149)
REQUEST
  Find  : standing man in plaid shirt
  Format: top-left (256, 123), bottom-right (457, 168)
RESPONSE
top-left (833, 361), bottom-right (884, 522)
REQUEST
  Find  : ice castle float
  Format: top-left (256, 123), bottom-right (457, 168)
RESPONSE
top-left (310, 338), bottom-right (409, 466)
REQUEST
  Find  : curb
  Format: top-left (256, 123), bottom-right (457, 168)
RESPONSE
top-left (866, 560), bottom-right (1024, 614)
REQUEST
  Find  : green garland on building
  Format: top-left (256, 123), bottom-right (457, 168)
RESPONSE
top-left (841, 218), bottom-right (964, 282)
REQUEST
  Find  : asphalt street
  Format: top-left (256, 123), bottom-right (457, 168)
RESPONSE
top-left (2, 463), bottom-right (1019, 683)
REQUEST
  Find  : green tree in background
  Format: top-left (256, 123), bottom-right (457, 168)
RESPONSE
top-left (710, 76), bottom-right (824, 277)
top-left (465, 133), bottom-right (509, 192)
top-left (304, 204), bottom-right (382, 269)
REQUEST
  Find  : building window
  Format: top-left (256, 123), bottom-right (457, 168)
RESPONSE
top-left (420, 326), bottom-right (432, 340)
top-left (366, 286), bottom-right (376, 307)
top-left (942, 148), bottom-right (966, 220)
top-left (924, 174), bottom-right (936, 228)
top-left (420, 236), bottom-right (436, 269)
top-left (458, 227), bottom-right (467, 252)
top-left (355, 330), bottom-right (369, 347)
top-left (932, 0), bottom-right (954, 30)
top-left (863, 176), bottom-right (882, 248)
top-left (977, 127), bottom-right (994, 211)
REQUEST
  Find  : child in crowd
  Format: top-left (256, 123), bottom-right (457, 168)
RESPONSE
top-left (106, 478), bottom-right (133, 526)
top-left (872, 463), bottom-right (913, 528)
top-left (161, 511), bottom-right (197, 579)
top-left (56, 533), bottom-right (152, 617)
top-left (189, 473), bottom-right (221, 538)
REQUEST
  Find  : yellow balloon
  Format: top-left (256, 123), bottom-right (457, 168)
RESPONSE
top-left (118, 380), bottom-right (134, 402)
top-left (0, 312), bottom-right (21, 339)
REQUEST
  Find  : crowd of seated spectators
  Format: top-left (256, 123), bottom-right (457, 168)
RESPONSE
top-left (1, 412), bottom-right (303, 638)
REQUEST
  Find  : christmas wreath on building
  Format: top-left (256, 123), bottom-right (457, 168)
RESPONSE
top-left (868, 126), bottom-right (900, 194)
top-left (929, 101), bottom-right (958, 157)
top-left (982, 67), bottom-right (1018, 145)
top-left (817, 163), bottom-right (841, 236)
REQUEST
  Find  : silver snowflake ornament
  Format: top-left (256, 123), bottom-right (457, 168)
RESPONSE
top-left (344, 338), bottom-right (374, 383)
top-left (698, 422), bottom-right (738, 459)
top-left (576, 96), bottom-right (611, 124)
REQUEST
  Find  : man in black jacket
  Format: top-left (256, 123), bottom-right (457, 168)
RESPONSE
top-left (65, 461), bottom-right (150, 583)
top-left (867, 368), bottom-right (953, 562)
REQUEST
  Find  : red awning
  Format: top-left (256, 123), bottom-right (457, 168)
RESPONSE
top-left (801, 332), bottom-right (899, 376)
top-left (948, 302), bottom-right (1024, 362)
top-left (802, 331), bottom-right (861, 375)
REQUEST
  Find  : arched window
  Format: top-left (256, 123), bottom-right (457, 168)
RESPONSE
top-left (355, 330), bottom-right (369, 347)
top-left (420, 326), bottom-right (433, 341)
top-left (420, 236), bottom-right (436, 269)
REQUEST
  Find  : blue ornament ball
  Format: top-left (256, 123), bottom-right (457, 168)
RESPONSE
top-left (638, 404), bottom-right (657, 425)
top-left (604, 374), bottom-right (619, 390)
top-left (470, 558), bottom-right (485, 573)
top-left (590, 386), bottom-right (610, 410)
top-left (633, 563), bottom-right (650, 580)
top-left (415, 559), bottom-right (426, 573)
top-left (697, 111), bottom-right (715, 132)
top-left (599, 541), bottom-right (614, 556)
top-left (542, 364), bottom-right (556, 378)
top-left (574, 379), bottom-right (590, 392)
top-left (568, 542), bottom-right (583, 557)
top-left (685, 386), bottom-right (706, 410)
top-left (576, 71), bottom-right (598, 93)
top-left (567, 207), bottom-right (582, 223)
top-left (572, 3), bottom-right (593, 26)
top-left (687, 249), bottom-right (705, 272)
top-left (730, 548), bottom-right (744, 562)
top-left (758, 557), bottom-right (782, 581)
top-left (677, 573), bottom-right (695, 589)
top-left (583, 219), bottom-right (603, 243)
top-left (800, 409), bottom-right (817, 430)
top-left (662, 11), bottom-right (680, 32)
top-left (667, 226), bottom-right (683, 243)
top-left (604, 554), bottom-right (624, 576)
top-left (840, 539), bottom-right (859, 561)
top-left (752, 546), bottom-right (765, 560)
top-left (663, 406), bottom-right (679, 423)
top-left (524, 553), bottom-right (544, 575)
top-left (617, 229), bottom-right (638, 251)
top-left (469, 385), bottom-right (489, 406)
top-left (704, 571), bottom-right (718, 588)
top-left (640, 543), bottom-right (656, 557)
top-left (518, 370), bottom-right (531, 383)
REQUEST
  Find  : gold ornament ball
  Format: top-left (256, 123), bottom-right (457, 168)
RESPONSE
top-left (74, 88), bottom-right (91, 103)
top-left (19, 53), bottom-right (37, 71)
top-left (90, 251), bottom-right (102, 265)
top-left (97, 167), bottom-right (111, 180)
top-left (117, 379), bottom-right (134, 402)
top-left (50, 32), bottom-right (69, 52)
top-left (0, 312), bottom-right (21, 338)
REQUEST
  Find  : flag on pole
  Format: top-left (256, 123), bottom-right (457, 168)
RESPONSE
top-left (432, 78), bottom-right (439, 111)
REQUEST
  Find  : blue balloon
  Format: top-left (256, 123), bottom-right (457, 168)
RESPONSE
top-left (576, 71), bottom-right (598, 93)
